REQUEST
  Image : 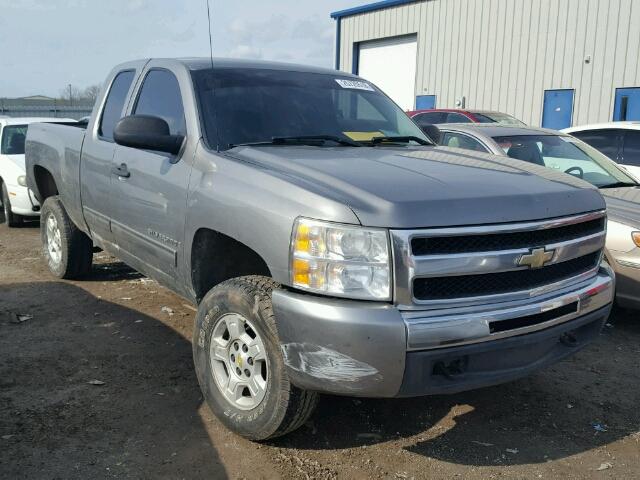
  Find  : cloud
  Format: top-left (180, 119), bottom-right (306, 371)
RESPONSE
top-left (291, 16), bottom-right (335, 41)
top-left (220, 11), bottom-right (337, 68)
top-left (229, 44), bottom-right (263, 59)
top-left (228, 14), bottom-right (290, 45)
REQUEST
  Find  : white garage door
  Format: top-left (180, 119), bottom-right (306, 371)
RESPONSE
top-left (357, 35), bottom-right (417, 111)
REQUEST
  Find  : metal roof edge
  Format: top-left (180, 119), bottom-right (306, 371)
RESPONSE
top-left (330, 0), bottom-right (420, 19)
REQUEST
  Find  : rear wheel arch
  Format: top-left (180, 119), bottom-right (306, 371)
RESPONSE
top-left (190, 228), bottom-right (272, 303)
top-left (32, 165), bottom-right (58, 203)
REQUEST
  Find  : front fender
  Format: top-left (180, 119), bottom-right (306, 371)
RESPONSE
top-left (183, 145), bottom-right (360, 294)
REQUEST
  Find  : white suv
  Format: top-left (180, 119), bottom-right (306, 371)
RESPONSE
top-left (563, 122), bottom-right (640, 179)
top-left (0, 117), bottom-right (74, 226)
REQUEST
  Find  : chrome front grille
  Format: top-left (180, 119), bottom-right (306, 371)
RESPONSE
top-left (410, 217), bottom-right (605, 255)
top-left (391, 211), bottom-right (607, 309)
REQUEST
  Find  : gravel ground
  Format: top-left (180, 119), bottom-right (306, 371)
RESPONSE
top-left (1, 221), bottom-right (639, 479)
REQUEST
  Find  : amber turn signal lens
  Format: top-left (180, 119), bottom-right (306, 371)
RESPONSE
top-left (292, 258), bottom-right (310, 285)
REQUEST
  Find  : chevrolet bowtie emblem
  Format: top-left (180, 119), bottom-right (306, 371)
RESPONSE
top-left (518, 247), bottom-right (555, 269)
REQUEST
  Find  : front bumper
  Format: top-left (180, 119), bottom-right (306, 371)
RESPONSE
top-left (272, 267), bottom-right (614, 398)
top-left (4, 184), bottom-right (40, 216)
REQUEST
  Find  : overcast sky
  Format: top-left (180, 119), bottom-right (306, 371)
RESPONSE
top-left (0, 0), bottom-right (359, 98)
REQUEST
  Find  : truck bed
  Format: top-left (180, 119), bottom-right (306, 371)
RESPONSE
top-left (25, 122), bottom-right (87, 232)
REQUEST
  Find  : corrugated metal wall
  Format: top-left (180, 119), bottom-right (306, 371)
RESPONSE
top-left (338, 0), bottom-right (640, 126)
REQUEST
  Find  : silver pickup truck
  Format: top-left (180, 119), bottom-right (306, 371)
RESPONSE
top-left (26, 58), bottom-right (614, 440)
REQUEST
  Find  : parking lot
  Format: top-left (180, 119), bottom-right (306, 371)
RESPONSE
top-left (0, 222), bottom-right (638, 479)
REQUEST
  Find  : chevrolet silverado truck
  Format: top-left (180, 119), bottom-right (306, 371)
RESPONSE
top-left (25, 58), bottom-right (614, 440)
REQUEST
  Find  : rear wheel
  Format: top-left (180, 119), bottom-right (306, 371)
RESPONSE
top-left (193, 276), bottom-right (318, 440)
top-left (40, 196), bottom-right (93, 279)
top-left (1, 182), bottom-right (23, 227)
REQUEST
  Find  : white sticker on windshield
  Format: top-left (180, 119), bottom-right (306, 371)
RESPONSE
top-left (335, 79), bottom-right (375, 91)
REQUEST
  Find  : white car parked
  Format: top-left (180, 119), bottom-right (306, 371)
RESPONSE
top-left (0, 117), bottom-right (75, 226)
top-left (562, 122), bottom-right (640, 179)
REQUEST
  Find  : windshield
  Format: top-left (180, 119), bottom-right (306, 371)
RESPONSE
top-left (494, 134), bottom-right (638, 188)
top-left (0, 124), bottom-right (28, 155)
top-left (192, 68), bottom-right (429, 150)
top-left (474, 112), bottom-right (525, 126)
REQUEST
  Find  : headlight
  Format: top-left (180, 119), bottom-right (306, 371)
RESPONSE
top-left (17, 175), bottom-right (27, 187)
top-left (632, 232), bottom-right (640, 248)
top-left (290, 217), bottom-right (391, 300)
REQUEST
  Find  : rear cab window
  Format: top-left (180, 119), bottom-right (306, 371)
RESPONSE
top-left (99, 70), bottom-right (136, 141)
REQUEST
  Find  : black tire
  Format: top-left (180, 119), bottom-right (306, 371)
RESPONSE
top-left (1, 182), bottom-right (23, 227)
top-left (193, 275), bottom-right (318, 441)
top-left (40, 196), bottom-right (93, 279)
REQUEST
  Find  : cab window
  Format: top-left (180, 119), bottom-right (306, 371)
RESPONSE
top-left (0, 124), bottom-right (28, 155)
top-left (99, 70), bottom-right (135, 141)
top-left (134, 69), bottom-right (186, 136)
top-left (445, 113), bottom-right (472, 123)
top-left (622, 131), bottom-right (640, 166)
top-left (570, 129), bottom-right (621, 160)
top-left (441, 132), bottom-right (489, 152)
top-left (412, 112), bottom-right (447, 125)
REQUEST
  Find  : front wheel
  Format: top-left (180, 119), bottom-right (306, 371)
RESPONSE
top-left (40, 196), bottom-right (93, 279)
top-left (193, 276), bottom-right (318, 440)
top-left (1, 182), bottom-right (23, 227)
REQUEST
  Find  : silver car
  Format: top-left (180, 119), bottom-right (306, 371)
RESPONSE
top-left (433, 123), bottom-right (640, 309)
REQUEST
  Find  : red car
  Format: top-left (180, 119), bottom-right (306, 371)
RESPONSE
top-left (408, 108), bottom-right (525, 127)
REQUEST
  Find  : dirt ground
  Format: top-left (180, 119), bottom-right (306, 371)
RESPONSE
top-left (1, 221), bottom-right (639, 480)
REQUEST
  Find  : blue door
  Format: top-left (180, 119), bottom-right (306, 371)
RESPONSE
top-left (415, 95), bottom-right (436, 110)
top-left (613, 88), bottom-right (640, 121)
top-left (542, 89), bottom-right (574, 129)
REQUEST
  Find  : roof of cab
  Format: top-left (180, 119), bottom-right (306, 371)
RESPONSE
top-left (175, 57), bottom-right (355, 76)
top-left (440, 123), bottom-right (566, 137)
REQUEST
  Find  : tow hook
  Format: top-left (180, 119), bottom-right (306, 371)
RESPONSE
top-left (433, 358), bottom-right (468, 379)
top-left (560, 331), bottom-right (578, 347)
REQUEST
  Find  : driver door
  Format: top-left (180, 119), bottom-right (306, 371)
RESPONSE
top-left (109, 66), bottom-right (192, 289)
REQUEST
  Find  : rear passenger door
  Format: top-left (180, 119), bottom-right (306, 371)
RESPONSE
top-left (110, 65), bottom-right (193, 288)
top-left (80, 68), bottom-right (138, 247)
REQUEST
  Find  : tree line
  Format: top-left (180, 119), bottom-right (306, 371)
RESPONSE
top-left (55, 84), bottom-right (101, 105)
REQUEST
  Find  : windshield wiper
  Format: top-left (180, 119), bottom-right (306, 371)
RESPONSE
top-left (369, 136), bottom-right (432, 146)
top-left (272, 135), bottom-right (361, 147)
top-left (599, 181), bottom-right (639, 189)
top-left (230, 135), bottom-right (361, 148)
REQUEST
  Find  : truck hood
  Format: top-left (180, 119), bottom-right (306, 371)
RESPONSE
top-left (601, 187), bottom-right (640, 227)
top-left (228, 145), bottom-right (605, 228)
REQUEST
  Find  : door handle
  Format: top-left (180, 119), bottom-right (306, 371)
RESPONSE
top-left (112, 163), bottom-right (130, 178)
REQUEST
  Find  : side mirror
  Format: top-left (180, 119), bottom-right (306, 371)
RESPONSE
top-left (420, 124), bottom-right (441, 144)
top-left (113, 115), bottom-right (184, 155)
